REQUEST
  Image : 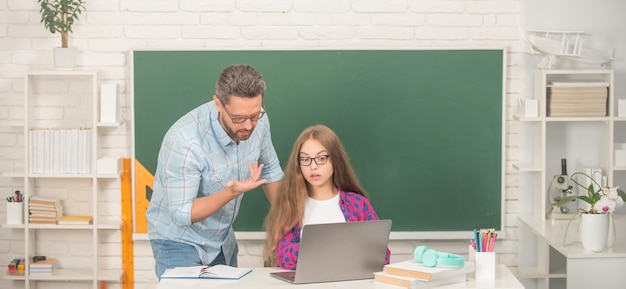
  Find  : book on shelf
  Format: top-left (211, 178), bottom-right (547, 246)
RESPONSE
top-left (30, 257), bottom-right (58, 269)
top-left (28, 206), bottom-right (59, 213)
top-left (30, 266), bottom-right (57, 272)
top-left (548, 95), bottom-right (607, 101)
top-left (548, 81), bottom-right (610, 88)
top-left (29, 203), bottom-right (61, 210)
top-left (29, 219), bottom-right (58, 225)
top-left (29, 269), bottom-right (57, 276)
top-left (28, 214), bottom-right (58, 218)
top-left (374, 271), bottom-right (467, 289)
top-left (29, 215), bottom-right (60, 224)
top-left (548, 89), bottom-right (608, 97)
top-left (29, 211), bottom-right (61, 218)
top-left (30, 205), bottom-right (62, 212)
top-left (29, 196), bottom-right (60, 206)
top-left (547, 111), bottom-right (607, 117)
top-left (160, 265), bottom-right (252, 280)
top-left (28, 128), bottom-right (92, 174)
top-left (58, 215), bottom-right (93, 225)
top-left (29, 265), bottom-right (58, 276)
top-left (383, 260), bottom-right (475, 281)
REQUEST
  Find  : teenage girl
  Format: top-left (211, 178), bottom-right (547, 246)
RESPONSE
top-left (263, 124), bottom-right (390, 269)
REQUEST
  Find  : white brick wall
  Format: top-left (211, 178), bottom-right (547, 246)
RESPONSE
top-left (0, 1), bottom-right (523, 289)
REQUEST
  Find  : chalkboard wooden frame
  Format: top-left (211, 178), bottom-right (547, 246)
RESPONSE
top-left (131, 49), bottom-right (506, 238)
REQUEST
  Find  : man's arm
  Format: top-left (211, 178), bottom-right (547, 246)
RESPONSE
top-left (190, 180), bottom-right (277, 223)
top-left (190, 188), bottom-right (239, 223)
top-left (262, 181), bottom-right (281, 204)
top-left (189, 161), bottom-right (267, 223)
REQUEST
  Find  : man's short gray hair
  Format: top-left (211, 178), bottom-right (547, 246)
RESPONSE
top-left (215, 64), bottom-right (266, 104)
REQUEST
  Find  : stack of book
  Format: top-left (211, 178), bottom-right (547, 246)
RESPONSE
top-left (29, 197), bottom-right (62, 224)
top-left (374, 259), bottom-right (475, 289)
top-left (29, 258), bottom-right (58, 275)
top-left (547, 81), bottom-right (609, 117)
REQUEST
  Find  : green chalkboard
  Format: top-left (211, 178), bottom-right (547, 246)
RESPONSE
top-left (133, 50), bottom-right (504, 232)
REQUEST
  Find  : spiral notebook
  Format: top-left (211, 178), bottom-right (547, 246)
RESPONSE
top-left (161, 264), bottom-right (252, 280)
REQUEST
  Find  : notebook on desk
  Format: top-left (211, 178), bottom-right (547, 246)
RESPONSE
top-left (270, 219), bottom-right (392, 284)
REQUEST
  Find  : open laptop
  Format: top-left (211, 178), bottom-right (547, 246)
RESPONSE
top-left (269, 219), bottom-right (392, 284)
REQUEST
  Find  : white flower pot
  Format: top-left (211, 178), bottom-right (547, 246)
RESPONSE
top-left (580, 213), bottom-right (610, 252)
top-left (54, 47), bottom-right (77, 70)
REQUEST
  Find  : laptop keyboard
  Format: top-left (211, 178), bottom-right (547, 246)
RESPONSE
top-left (275, 271), bottom-right (296, 278)
top-left (271, 271), bottom-right (297, 281)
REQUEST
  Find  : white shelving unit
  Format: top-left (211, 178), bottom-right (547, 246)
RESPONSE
top-left (515, 69), bottom-right (626, 289)
top-left (1, 71), bottom-right (122, 289)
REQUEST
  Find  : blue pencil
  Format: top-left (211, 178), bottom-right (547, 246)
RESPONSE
top-left (478, 230), bottom-right (483, 252)
top-left (473, 229), bottom-right (480, 252)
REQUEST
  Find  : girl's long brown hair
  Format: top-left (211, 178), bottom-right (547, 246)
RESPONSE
top-left (262, 124), bottom-right (368, 266)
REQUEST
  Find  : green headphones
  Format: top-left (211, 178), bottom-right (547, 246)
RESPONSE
top-left (413, 245), bottom-right (465, 267)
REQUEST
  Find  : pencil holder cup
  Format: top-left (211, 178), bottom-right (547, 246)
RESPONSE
top-left (6, 202), bottom-right (23, 225)
top-left (468, 245), bottom-right (495, 279)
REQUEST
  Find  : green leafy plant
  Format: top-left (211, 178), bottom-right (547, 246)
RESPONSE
top-left (553, 172), bottom-right (626, 214)
top-left (38, 0), bottom-right (86, 48)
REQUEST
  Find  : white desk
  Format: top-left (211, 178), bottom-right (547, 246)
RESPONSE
top-left (156, 265), bottom-right (524, 289)
top-left (518, 214), bottom-right (626, 289)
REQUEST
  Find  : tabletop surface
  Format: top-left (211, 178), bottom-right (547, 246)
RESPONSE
top-left (156, 264), bottom-right (524, 289)
top-left (518, 214), bottom-right (626, 258)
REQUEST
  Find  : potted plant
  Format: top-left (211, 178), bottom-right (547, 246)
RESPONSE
top-left (38, 0), bottom-right (86, 69)
top-left (552, 172), bottom-right (625, 251)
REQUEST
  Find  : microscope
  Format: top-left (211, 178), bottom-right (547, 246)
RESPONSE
top-left (546, 159), bottom-right (577, 219)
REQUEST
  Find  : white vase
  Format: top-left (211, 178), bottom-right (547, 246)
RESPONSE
top-left (53, 47), bottom-right (77, 70)
top-left (580, 213), bottom-right (610, 252)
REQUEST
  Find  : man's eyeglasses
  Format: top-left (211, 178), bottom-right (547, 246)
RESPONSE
top-left (222, 104), bottom-right (266, 124)
top-left (298, 155), bottom-right (330, 166)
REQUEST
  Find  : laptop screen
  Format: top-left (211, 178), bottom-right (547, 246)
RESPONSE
top-left (270, 220), bottom-right (392, 284)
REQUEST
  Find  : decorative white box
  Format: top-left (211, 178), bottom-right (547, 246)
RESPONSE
top-left (616, 149), bottom-right (626, 166)
top-left (100, 84), bottom-right (118, 123)
top-left (518, 98), bottom-right (539, 117)
top-left (97, 157), bottom-right (122, 174)
top-left (619, 99), bottom-right (626, 117)
top-left (6, 202), bottom-right (23, 225)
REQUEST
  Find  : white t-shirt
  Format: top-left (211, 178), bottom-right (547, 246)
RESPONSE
top-left (301, 192), bottom-right (345, 237)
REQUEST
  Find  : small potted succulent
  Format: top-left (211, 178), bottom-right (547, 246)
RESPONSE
top-left (38, 0), bottom-right (86, 69)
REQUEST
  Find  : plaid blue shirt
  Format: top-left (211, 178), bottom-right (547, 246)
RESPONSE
top-left (147, 101), bottom-right (283, 265)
